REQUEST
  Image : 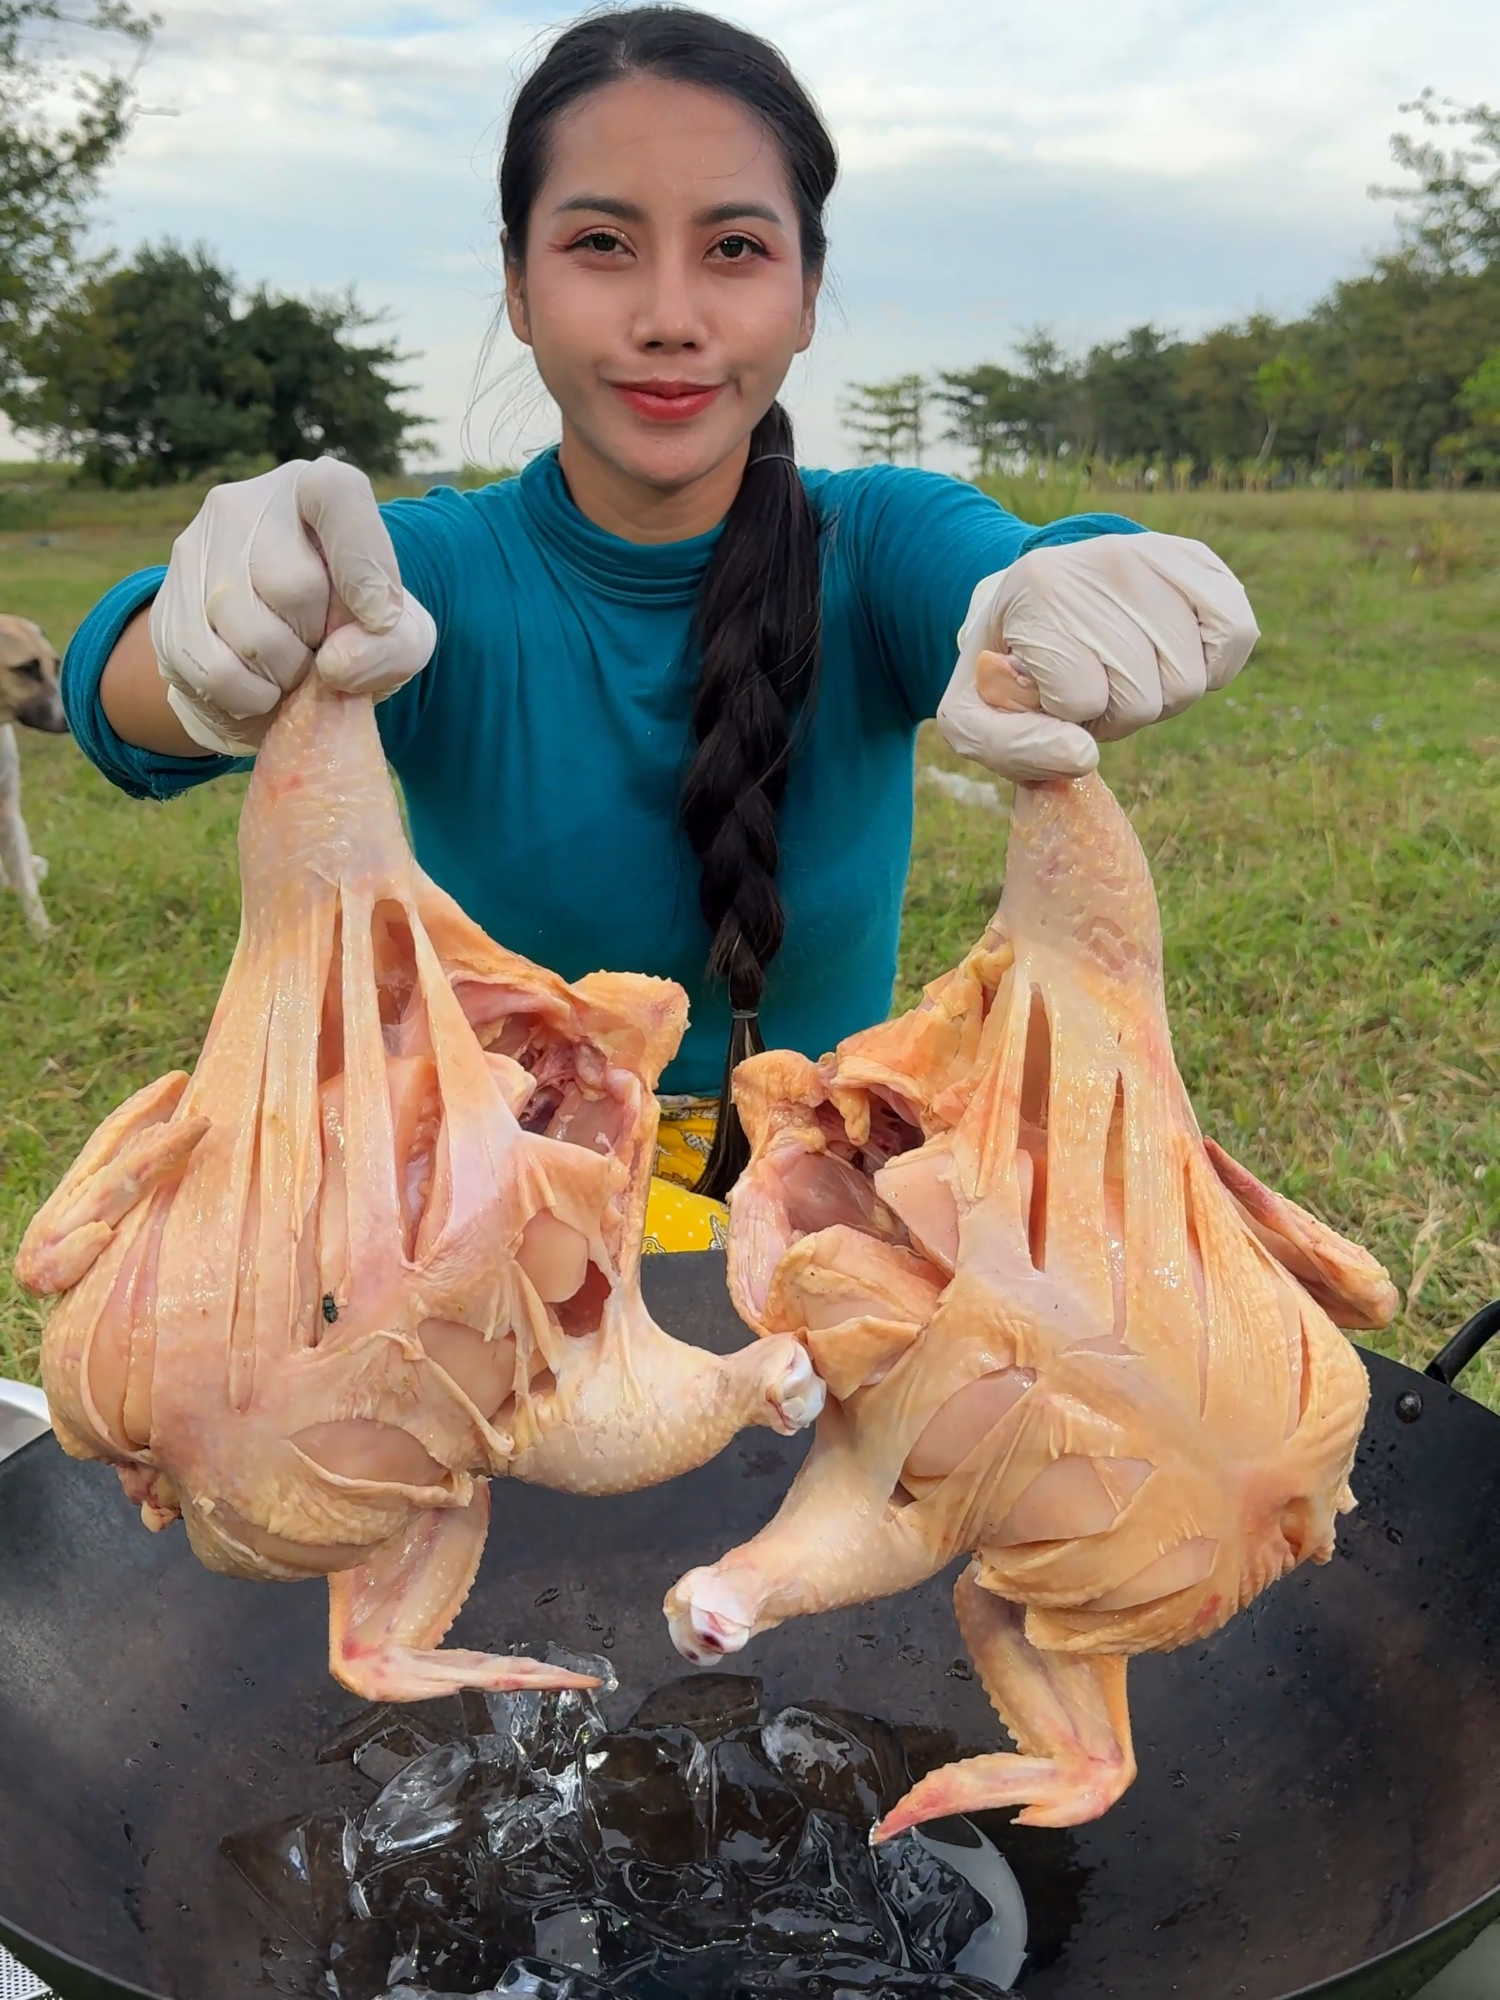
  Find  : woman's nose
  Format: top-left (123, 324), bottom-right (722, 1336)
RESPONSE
top-left (632, 257), bottom-right (708, 350)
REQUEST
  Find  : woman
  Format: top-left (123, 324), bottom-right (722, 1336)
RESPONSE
top-left (66, 6), bottom-right (1258, 1245)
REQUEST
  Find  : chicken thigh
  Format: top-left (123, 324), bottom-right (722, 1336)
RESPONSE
top-left (667, 765), bottom-right (1395, 1839)
top-left (18, 676), bottom-right (821, 1702)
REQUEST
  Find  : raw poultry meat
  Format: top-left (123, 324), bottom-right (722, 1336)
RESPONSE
top-left (667, 736), bottom-right (1396, 1839)
top-left (17, 675), bottom-right (821, 1702)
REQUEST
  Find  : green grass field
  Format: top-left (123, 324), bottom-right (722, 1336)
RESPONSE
top-left (0, 479), bottom-right (1496, 1409)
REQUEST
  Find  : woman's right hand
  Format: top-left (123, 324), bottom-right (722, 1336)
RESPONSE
top-left (149, 458), bottom-right (437, 756)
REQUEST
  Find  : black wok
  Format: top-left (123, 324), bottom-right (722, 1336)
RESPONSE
top-left (1, 1257), bottom-right (1497, 2000)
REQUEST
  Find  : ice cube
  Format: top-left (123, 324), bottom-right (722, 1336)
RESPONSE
top-left (872, 1827), bottom-right (987, 1971)
top-left (354, 1838), bottom-right (483, 1928)
top-left (318, 1706), bottom-right (450, 1769)
top-left (483, 1792), bottom-right (592, 1906)
top-left (491, 1958), bottom-right (624, 1997)
top-left (361, 1742), bottom-right (476, 1860)
top-left (481, 1646), bottom-right (616, 1784)
top-left (377, 1969), bottom-right (628, 2000)
top-left (626, 1674), bottom-right (762, 1742)
top-left (698, 1730), bottom-right (804, 1880)
top-left (531, 1905), bottom-right (600, 1977)
top-left (746, 1809), bottom-right (894, 1960)
top-left (600, 1855), bottom-right (740, 1954)
top-left (221, 1809), bottom-right (358, 1947)
top-left (760, 1706), bottom-right (910, 1828)
top-left (583, 1726), bottom-right (701, 1867)
top-left (319, 1707), bottom-right (401, 1764)
top-left (259, 1934), bottom-right (332, 1997)
top-left (324, 1914), bottom-right (405, 2000)
top-left (355, 1717), bottom-right (455, 1788)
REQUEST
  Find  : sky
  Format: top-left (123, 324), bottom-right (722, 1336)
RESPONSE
top-left (35, 0), bottom-right (1500, 470)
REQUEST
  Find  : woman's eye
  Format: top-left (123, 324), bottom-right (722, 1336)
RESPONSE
top-left (573, 230), bottom-right (625, 255)
top-left (712, 234), bottom-right (764, 263)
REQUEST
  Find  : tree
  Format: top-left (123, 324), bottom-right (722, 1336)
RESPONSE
top-left (1175, 314), bottom-right (1284, 466)
top-left (1457, 350), bottom-right (1500, 430)
top-left (0, 0), bottom-right (155, 388)
top-left (935, 363), bottom-right (1013, 475)
top-left (935, 333), bottom-right (1087, 472)
top-left (1006, 330), bottom-right (1086, 457)
top-left (839, 373), bottom-right (930, 465)
top-left (1250, 352), bottom-right (1318, 465)
top-left (1084, 324), bottom-right (1188, 462)
top-left (6, 241), bottom-right (427, 480)
top-left (1301, 253), bottom-right (1500, 481)
top-left (238, 287), bottom-right (425, 470)
top-left (1375, 91), bottom-right (1500, 274)
top-left (909, 98), bottom-right (1500, 490)
top-left (1438, 348), bottom-right (1500, 483)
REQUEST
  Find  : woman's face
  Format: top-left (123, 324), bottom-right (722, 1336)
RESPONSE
top-left (507, 74), bottom-right (820, 503)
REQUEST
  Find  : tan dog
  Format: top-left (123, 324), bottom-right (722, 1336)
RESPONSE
top-left (0, 614), bottom-right (67, 935)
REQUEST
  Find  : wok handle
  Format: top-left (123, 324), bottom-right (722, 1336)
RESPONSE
top-left (1424, 1300), bottom-right (1500, 1388)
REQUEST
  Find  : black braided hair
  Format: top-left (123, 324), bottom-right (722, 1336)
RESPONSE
top-left (680, 399), bottom-right (821, 1193)
top-left (500, 7), bottom-right (838, 1200)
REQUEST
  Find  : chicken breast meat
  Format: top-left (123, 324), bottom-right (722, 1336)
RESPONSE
top-left (17, 676), bottom-right (822, 1702)
top-left (667, 762), bottom-right (1396, 1840)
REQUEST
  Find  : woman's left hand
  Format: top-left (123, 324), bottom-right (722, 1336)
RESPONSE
top-left (937, 532), bottom-right (1260, 783)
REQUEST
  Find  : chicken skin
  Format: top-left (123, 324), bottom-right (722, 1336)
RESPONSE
top-left (19, 676), bottom-right (821, 1702)
top-left (667, 765), bottom-right (1395, 1839)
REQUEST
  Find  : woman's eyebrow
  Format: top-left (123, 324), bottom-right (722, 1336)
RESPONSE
top-left (694, 200), bottom-right (784, 227)
top-left (555, 194), bottom-right (645, 220)
top-left (552, 194), bottom-right (785, 227)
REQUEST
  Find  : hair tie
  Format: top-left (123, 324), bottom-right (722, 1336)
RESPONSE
top-left (731, 1007), bottom-right (760, 1021)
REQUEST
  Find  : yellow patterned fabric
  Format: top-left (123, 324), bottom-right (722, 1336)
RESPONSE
top-left (642, 1096), bottom-right (728, 1254)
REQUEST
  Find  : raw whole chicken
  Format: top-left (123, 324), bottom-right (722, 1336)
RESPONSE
top-left (666, 721), bottom-right (1396, 1839)
top-left (17, 675), bottom-right (821, 1703)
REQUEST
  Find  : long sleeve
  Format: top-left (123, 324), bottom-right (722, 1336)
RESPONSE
top-left (59, 568), bottom-right (247, 801)
top-left (807, 466), bottom-right (1145, 728)
top-left (57, 485), bottom-right (479, 800)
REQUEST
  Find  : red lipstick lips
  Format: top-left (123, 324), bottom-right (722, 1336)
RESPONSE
top-left (611, 379), bottom-right (725, 423)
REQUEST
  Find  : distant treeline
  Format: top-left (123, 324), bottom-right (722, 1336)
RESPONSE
top-left (5, 243), bottom-right (426, 485)
top-left (0, 6), bottom-right (424, 484)
top-left (842, 95), bottom-right (1500, 489)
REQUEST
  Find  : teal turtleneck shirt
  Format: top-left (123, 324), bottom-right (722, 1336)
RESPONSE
top-left (62, 451), bottom-right (1142, 1093)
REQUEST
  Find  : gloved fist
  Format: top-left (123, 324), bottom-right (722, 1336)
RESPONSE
top-left (150, 457), bottom-right (437, 756)
top-left (937, 531), bottom-right (1259, 783)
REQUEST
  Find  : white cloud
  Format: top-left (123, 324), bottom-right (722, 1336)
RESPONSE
top-left (34, 0), bottom-right (1500, 467)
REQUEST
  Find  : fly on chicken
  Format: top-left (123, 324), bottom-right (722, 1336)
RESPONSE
top-left (17, 676), bottom-right (822, 1702)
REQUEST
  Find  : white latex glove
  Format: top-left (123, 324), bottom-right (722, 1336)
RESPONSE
top-left (936, 531), bottom-right (1259, 783)
top-left (150, 457), bottom-right (437, 756)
